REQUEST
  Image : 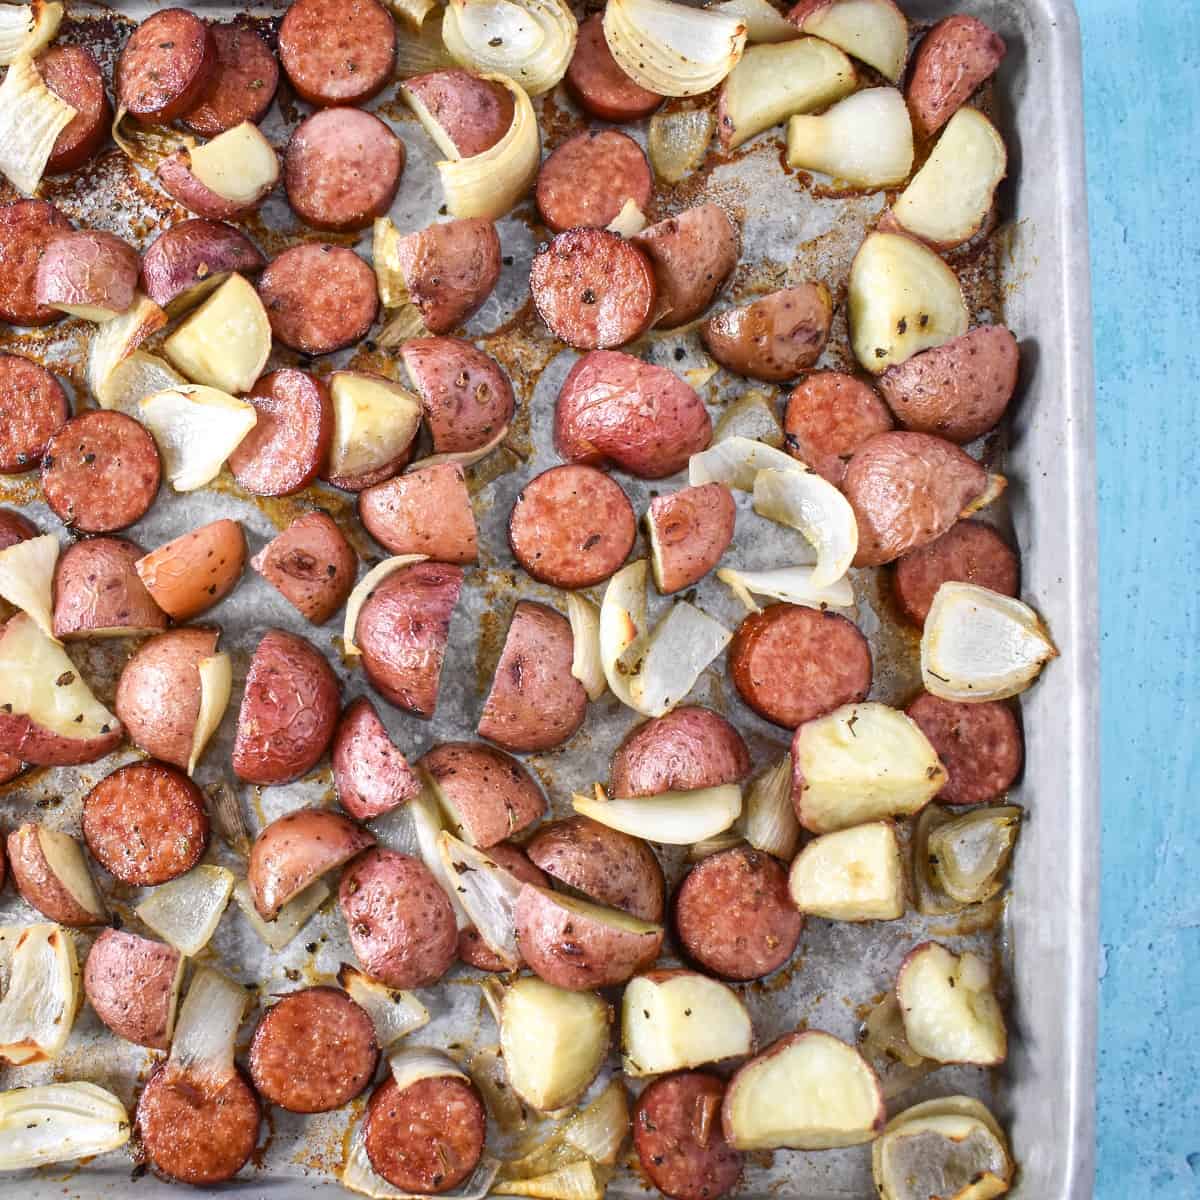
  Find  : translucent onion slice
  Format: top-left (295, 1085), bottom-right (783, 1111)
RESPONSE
top-left (921, 582), bottom-right (1058, 702)
top-left (0, 54), bottom-right (75, 195)
top-left (168, 964), bottom-right (246, 1085)
top-left (627, 601), bottom-right (731, 717)
top-left (714, 390), bottom-right (784, 446)
top-left (604, 0), bottom-right (746, 97)
top-left (389, 0), bottom-right (437, 29)
top-left (0, 1082), bottom-right (129, 1170)
top-left (688, 434), bottom-right (802, 490)
top-left (410, 774), bottom-right (471, 929)
top-left (93, 349), bottom-right (187, 415)
top-left (339, 963), bottom-right (431, 1048)
top-left (188, 653), bottom-right (231, 776)
top-left (139, 385), bottom-right (257, 492)
top-left (565, 593), bottom-right (606, 701)
top-left (743, 753), bottom-right (799, 860)
top-left (406, 423), bottom-right (511, 474)
top-left (707, 0), bottom-right (796, 42)
top-left (472, 1043), bottom-right (528, 1133)
top-left (233, 876), bottom-right (330, 951)
top-left (0, 922), bottom-right (79, 1066)
top-left (686, 830), bottom-right (745, 861)
top-left (372, 217), bottom-right (410, 309)
top-left (928, 805), bottom-right (1022, 905)
top-left (647, 107), bottom-right (715, 184)
top-left (344, 1120), bottom-right (500, 1199)
top-left (0, 532), bottom-right (58, 641)
top-left (599, 560), bottom-right (649, 710)
top-left (718, 565), bottom-right (854, 614)
top-left (494, 1161), bottom-right (610, 1200)
top-left (573, 784), bottom-right (742, 845)
top-left (390, 1045), bottom-right (469, 1090)
top-left (606, 198), bottom-right (648, 237)
top-left (396, 17), bottom-right (460, 76)
top-left (752, 466), bottom-right (858, 588)
top-left (86, 293), bottom-right (169, 399)
top-left (135, 864), bottom-right (235, 957)
top-left (342, 555), bottom-right (429, 656)
top-left (437, 832), bottom-right (524, 969)
top-left (0, 2), bottom-right (62, 64)
top-left (502, 1078), bottom-right (629, 1177)
top-left (443, 0), bottom-right (576, 97)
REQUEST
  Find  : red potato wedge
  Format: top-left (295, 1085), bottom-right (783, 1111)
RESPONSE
top-left (249, 807), bottom-right (375, 920)
top-left (358, 463), bottom-right (478, 563)
top-left (477, 600), bottom-right (587, 753)
top-left (400, 70), bottom-right (515, 160)
top-left (135, 518), bottom-right (246, 621)
top-left (156, 122), bottom-right (280, 220)
top-left (647, 483), bottom-right (736, 594)
top-left (515, 884), bottom-right (663, 992)
top-left (391, 219), bottom-right (502, 334)
top-left (84, 929), bottom-right (184, 1050)
top-left (787, 0), bottom-right (908, 83)
top-left (251, 512), bottom-right (356, 626)
top-left (333, 697), bottom-right (421, 820)
top-left (420, 741), bottom-right (546, 849)
top-left (35, 230), bottom-right (140, 322)
top-left (702, 285), bottom-right (832, 383)
top-left (140, 219), bottom-right (266, 317)
top-left (326, 371), bottom-right (423, 488)
top-left (632, 205), bottom-right (739, 329)
top-left (722, 1030), bottom-right (885, 1149)
top-left (457, 841), bottom-right (547, 972)
top-left (526, 815), bottom-right (666, 923)
top-left (906, 15), bottom-right (1006, 141)
top-left (7, 823), bottom-right (108, 926)
top-left (610, 706), bottom-right (750, 798)
top-left (52, 536), bottom-right (167, 640)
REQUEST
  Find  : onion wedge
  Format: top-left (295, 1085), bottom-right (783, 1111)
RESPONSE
top-left (390, 1045), bottom-right (469, 1089)
top-left (135, 864), bottom-right (235, 957)
top-left (786, 87), bottom-right (913, 187)
top-left (688, 435), bottom-right (802, 490)
top-left (410, 773), bottom-right (471, 929)
top-left (86, 293), bottom-right (169, 399)
top-left (494, 1161), bottom-right (610, 1200)
top-left (714, 390), bottom-right (784, 446)
top-left (0, 532), bottom-right (58, 641)
top-left (0, 1082), bottom-right (129, 1170)
top-left (169, 965), bottom-right (247, 1085)
top-left (573, 783), bottom-right (742, 845)
top-left (93, 349), bottom-right (186, 415)
top-left (717, 565), bottom-right (854, 614)
top-left (188, 653), bottom-right (231, 776)
top-left (627, 601), bottom-right (731, 718)
top-left (921, 582), bottom-right (1057, 702)
top-left (565, 593), bottom-right (606, 701)
top-left (743, 753), bottom-right (799, 859)
top-left (0, 922), bottom-right (79, 1065)
top-left (0, 54), bottom-right (75, 195)
top-left (343, 555), bottom-right (429, 656)
top-left (405, 424), bottom-right (511, 474)
top-left (647, 108), bottom-right (715, 184)
top-left (338, 963), bottom-right (430, 1048)
top-left (437, 832), bottom-right (524, 969)
top-left (443, 0), bottom-right (576, 97)
top-left (233, 876), bottom-right (329, 951)
top-left (599, 560), bottom-right (650, 710)
top-left (0, 2), bottom-right (62, 65)
top-left (501, 1079), bottom-right (630, 1177)
top-left (604, 0), bottom-right (747, 97)
top-left (708, 0), bottom-right (796, 42)
top-left (752, 467), bottom-right (858, 588)
top-left (606, 198), bottom-right (647, 237)
top-left (139, 385), bottom-right (257, 492)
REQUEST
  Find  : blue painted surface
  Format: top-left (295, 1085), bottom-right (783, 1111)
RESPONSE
top-left (1080, 1), bottom-right (1200, 1195)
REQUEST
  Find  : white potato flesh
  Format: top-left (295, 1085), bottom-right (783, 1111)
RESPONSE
top-left (794, 0), bottom-right (908, 82)
top-left (848, 232), bottom-right (968, 374)
top-left (35, 826), bottom-right (108, 922)
top-left (622, 972), bottom-right (752, 1075)
top-left (188, 652), bottom-right (231, 775)
top-left (752, 466), bottom-right (858, 588)
top-left (329, 372), bottom-right (423, 479)
top-left (788, 821), bottom-right (904, 920)
top-left (0, 922), bottom-right (79, 1065)
top-left (786, 87), bottom-right (913, 187)
top-left (164, 273), bottom-right (271, 395)
top-left (893, 107), bottom-right (1007, 248)
top-left (0, 533), bottom-right (58, 640)
top-left (188, 121), bottom-right (279, 205)
top-left (897, 943), bottom-right (1007, 1066)
top-left (499, 977), bottom-right (610, 1111)
top-left (573, 783), bottom-right (742, 845)
top-left (724, 1030), bottom-right (884, 1150)
top-left (0, 1082), bottom-right (129, 1171)
top-left (140, 385), bottom-right (258, 492)
top-left (792, 702), bottom-right (946, 833)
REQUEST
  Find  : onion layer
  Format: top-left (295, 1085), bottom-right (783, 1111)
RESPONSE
top-left (647, 107), bottom-right (715, 183)
top-left (0, 54), bottom-right (75, 195)
top-left (718, 565), bottom-right (854, 613)
top-left (566, 593), bottom-right (607, 701)
top-left (752, 466), bottom-right (858, 588)
top-left (0, 922), bottom-right (79, 1066)
top-left (233, 876), bottom-right (329, 951)
top-left (339, 963), bottom-right (431, 1047)
top-left (443, 0), bottom-right (576, 97)
top-left (135, 864), bottom-right (235, 957)
top-left (437, 832), bottom-right (525, 969)
top-left (168, 964), bottom-right (246, 1085)
top-left (0, 532), bottom-right (58, 641)
top-left (688, 434), bottom-right (802, 491)
top-left (573, 783), bottom-right (742, 844)
top-left (139, 385), bottom-right (258, 492)
top-left (743, 753), bottom-right (799, 859)
top-left (87, 293), bottom-right (169, 399)
top-left (0, 2), bottom-right (63, 64)
top-left (0, 1082), bottom-right (129, 1170)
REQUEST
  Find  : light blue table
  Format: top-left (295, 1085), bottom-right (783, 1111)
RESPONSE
top-left (1080, 2), bottom-right (1200, 1195)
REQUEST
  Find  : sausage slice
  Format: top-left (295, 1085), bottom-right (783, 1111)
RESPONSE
top-left (182, 22), bottom-right (279, 136)
top-left (0, 200), bottom-right (73, 326)
top-left (116, 8), bottom-right (217, 122)
top-left (535, 129), bottom-right (654, 233)
top-left (38, 45), bottom-right (112, 174)
top-left (906, 693), bottom-right (1023, 806)
top-left (566, 14), bottom-right (662, 122)
top-left (0, 355), bottom-right (69, 474)
top-left (279, 0), bottom-right (396, 107)
top-left (783, 371), bottom-right (895, 485)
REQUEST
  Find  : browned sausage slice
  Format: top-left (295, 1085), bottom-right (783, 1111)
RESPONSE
top-left (702, 285), bottom-right (833, 382)
top-left (508, 464), bottom-right (636, 588)
top-left (136, 1063), bottom-right (261, 1186)
top-left (634, 1072), bottom-right (743, 1200)
top-left (285, 108), bottom-right (405, 233)
top-left (611, 706), bottom-right (750, 798)
top-left (906, 692), bottom-right (1023, 807)
top-left (182, 22), bottom-right (279, 136)
top-left (647, 482), bottom-right (735, 593)
top-left (333, 696), bottom-right (420, 819)
top-left (41, 411), bottom-right (161, 532)
top-left (0, 355), bottom-right (69, 474)
top-left (892, 519), bottom-right (1019, 626)
top-left (477, 600), bottom-right (587, 752)
top-left (251, 511), bottom-right (356, 625)
top-left (400, 337), bottom-right (515, 455)
top-left (257, 243), bottom-right (378, 355)
top-left (673, 845), bottom-right (802, 981)
top-left (38, 46), bottom-right (112, 174)
top-left (535, 129), bottom-right (654, 233)
top-left (229, 369), bottom-right (333, 496)
top-left (232, 629), bottom-right (340, 785)
top-left (364, 1073), bottom-right (487, 1194)
top-left (783, 371), bottom-right (895, 485)
top-left (0, 200), bottom-right (72, 326)
top-left (566, 14), bottom-right (662, 122)
top-left (530, 228), bottom-right (657, 350)
top-left (401, 69), bottom-right (515, 158)
top-left (278, 0), bottom-right (395, 107)
top-left (249, 987), bottom-right (379, 1113)
top-left (729, 603), bottom-right (872, 729)
top-left (907, 15), bottom-right (1006, 140)
top-left (359, 463), bottom-right (478, 563)
top-left (633, 204), bottom-right (739, 329)
top-left (355, 562), bottom-right (464, 717)
top-left (83, 761), bottom-right (210, 885)
top-left (340, 848), bottom-right (459, 988)
top-left (116, 8), bottom-right (217, 122)
top-left (458, 841), bottom-right (547, 972)
top-left (843, 431), bottom-right (989, 567)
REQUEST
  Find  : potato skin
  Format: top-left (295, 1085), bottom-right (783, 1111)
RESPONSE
top-left (400, 70), bottom-right (515, 159)
top-left (333, 697), bottom-right (421, 820)
top-left (633, 205), bottom-right (739, 329)
top-left (647, 483), bottom-right (736, 594)
top-left (84, 929), bottom-right (182, 1049)
top-left (702, 284), bottom-right (832, 382)
top-left (6, 824), bottom-right (106, 926)
top-left (610, 707), bottom-right (751, 798)
top-left (140, 218), bottom-right (265, 316)
top-left (514, 884), bottom-right (663, 991)
top-left (0, 709), bottom-right (122, 768)
top-left (156, 148), bottom-right (275, 220)
top-left (53, 536), bottom-right (167, 639)
top-left (420, 741), bottom-right (546, 848)
top-left (906, 15), bottom-right (1006, 141)
top-left (358, 463), bottom-right (478, 563)
top-left (115, 626), bottom-right (219, 769)
top-left (251, 512), bottom-right (356, 625)
top-left (249, 807), bottom-right (375, 920)
top-left (525, 816), bottom-right (666, 922)
top-left (394, 219), bottom-right (502, 335)
top-left (35, 230), bottom-right (140, 318)
top-left (0, 507), bottom-right (37, 550)
top-left (135, 518), bottom-right (246, 621)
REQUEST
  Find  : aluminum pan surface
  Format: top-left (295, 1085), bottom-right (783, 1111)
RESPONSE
top-left (0, 0), bottom-right (1097, 1196)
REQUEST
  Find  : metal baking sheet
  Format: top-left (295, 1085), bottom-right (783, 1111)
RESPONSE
top-left (0, 0), bottom-right (1098, 1196)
